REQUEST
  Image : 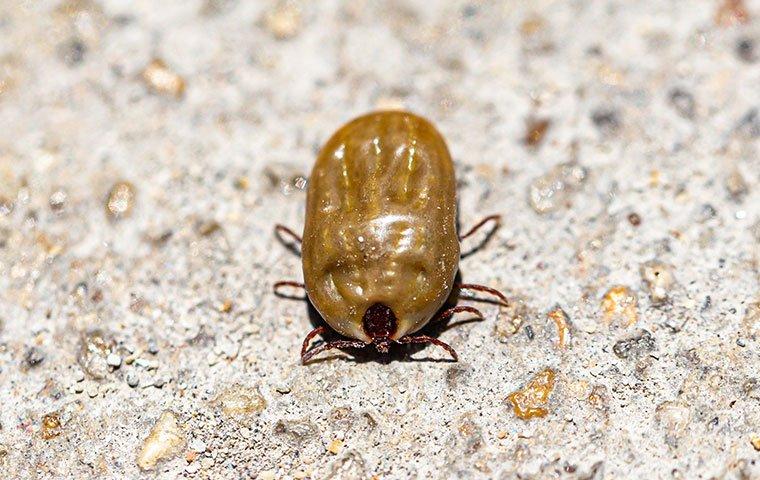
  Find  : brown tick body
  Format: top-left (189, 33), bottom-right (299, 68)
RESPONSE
top-left (275, 111), bottom-right (507, 363)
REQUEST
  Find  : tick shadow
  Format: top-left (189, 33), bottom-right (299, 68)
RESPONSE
top-left (297, 272), bottom-right (484, 365)
top-left (459, 224), bottom-right (499, 259)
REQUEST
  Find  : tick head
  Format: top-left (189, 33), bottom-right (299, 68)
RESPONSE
top-left (362, 303), bottom-right (397, 348)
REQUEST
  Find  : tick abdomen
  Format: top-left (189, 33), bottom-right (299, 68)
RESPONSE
top-left (302, 111), bottom-right (459, 341)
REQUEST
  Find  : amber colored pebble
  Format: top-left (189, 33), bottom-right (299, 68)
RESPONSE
top-left (507, 368), bottom-right (556, 419)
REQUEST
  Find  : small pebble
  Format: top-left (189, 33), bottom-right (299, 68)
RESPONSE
top-left (743, 300), bottom-right (760, 336)
top-left (147, 340), bottom-right (159, 355)
top-left (48, 189), bottom-right (67, 212)
top-left (218, 299), bottom-right (233, 312)
top-left (78, 331), bottom-right (114, 379)
top-left (40, 413), bottom-right (62, 440)
top-left (528, 161), bottom-right (588, 214)
top-left (669, 88), bottom-right (695, 119)
top-left (189, 438), bottom-right (207, 453)
top-left (126, 372), bottom-right (139, 388)
top-left (640, 260), bottom-right (676, 304)
top-left (0, 195), bottom-right (14, 216)
top-left (697, 203), bottom-right (718, 223)
top-left (613, 330), bottom-right (656, 359)
top-left (715, 0), bottom-right (749, 27)
top-left (547, 305), bottom-right (571, 349)
top-left (524, 118), bottom-right (551, 148)
top-left (591, 108), bottom-right (621, 135)
top-left (136, 411), bottom-right (186, 471)
top-left (751, 436), bottom-right (760, 451)
top-left (494, 296), bottom-right (530, 341)
top-left (601, 286), bottom-right (638, 327)
top-left (327, 439), bottom-right (343, 455)
top-left (213, 384), bottom-right (267, 416)
top-left (74, 370), bottom-right (85, 382)
top-left (524, 325), bottom-right (535, 340)
top-left (24, 347), bottom-right (45, 369)
top-left (735, 108), bottom-right (759, 139)
top-left (264, 2), bottom-right (302, 40)
top-left (154, 377), bottom-right (167, 388)
top-left (259, 471), bottom-right (276, 480)
top-left (263, 163), bottom-right (308, 196)
top-left (655, 401), bottom-right (691, 436)
top-left (587, 385), bottom-right (610, 412)
top-left (507, 368), bottom-right (556, 420)
top-left (141, 59), bottom-right (186, 98)
top-left (134, 358), bottom-right (159, 370)
top-left (86, 384), bottom-right (99, 398)
top-left (57, 38), bottom-right (87, 66)
top-left (276, 385), bottom-right (291, 394)
top-left (185, 463), bottom-right (200, 474)
top-left (736, 37), bottom-right (756, 63)
top-left (200, 0), bottom-right (236, 16)
top-left (725, 169), bottom-right (748, 202)
top-left (197, 220), bottom-right (221, 237)
top-left (233, 176), bottom-right (250, 190)
top-left (105, 182), bottom-right (135, 220)
top-left (206, 352), bottom-right (220, 366)
top-left (106, 353), bottom-right (122, 368)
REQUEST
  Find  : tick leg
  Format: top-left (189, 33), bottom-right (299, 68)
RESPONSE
top-left (397, 335), bottom-right (458, 361)
top-left (301, 326), bottom-right (326, 358)
top-left (431, 305), bottom-right (484, 324)
top-left (273, 281), bottom-right (306, 299)
top-left (301, 327), bottom-right (368, 363)
top-left (459, 214), bottom-right (501, 241)
top-left (275, 224), bottom-right (302, 244)
top-left (455, 283), bottom-right (509, 307)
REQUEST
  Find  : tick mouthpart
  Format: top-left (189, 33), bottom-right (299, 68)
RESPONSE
top-left (362, 303), bottom-right (398, 341)
top-left (373, 338), bottom-right (391, 353)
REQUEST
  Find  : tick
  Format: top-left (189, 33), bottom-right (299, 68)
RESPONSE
top-left (274, 111), bottom-right (507, 363)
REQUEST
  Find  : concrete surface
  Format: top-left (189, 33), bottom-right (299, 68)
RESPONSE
top-left (0, 0), bottom-right (759, 478)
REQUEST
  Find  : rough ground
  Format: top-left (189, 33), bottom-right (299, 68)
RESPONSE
top-left (1, 0), bottom-right (759, 478)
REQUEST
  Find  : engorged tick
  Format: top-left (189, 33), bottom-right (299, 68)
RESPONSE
top-left (274, 111), bottom-right (508, 363)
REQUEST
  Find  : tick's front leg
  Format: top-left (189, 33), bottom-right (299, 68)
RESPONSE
top-left (397, 335), bottom-right (458, 361)
top-left (301, 326), bottom-right (368, 364)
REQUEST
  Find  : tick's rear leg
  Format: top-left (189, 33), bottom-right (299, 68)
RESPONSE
top-left (397, 335), bottom-right (458, 361)
top-left (301, 326), bottom-right (368, 363)
top-left (275, 224), bottom-right (302, 255)
top-left (273, 280), bottom-right (306, 299)
top-left (431, 305), bottom-right (484, 324)
top-left (459, 214), bottom-right (501, 241)
top-left (455, 283), bottom-right (509, 307)
top-left (275, 224), bottom-right (302, 243)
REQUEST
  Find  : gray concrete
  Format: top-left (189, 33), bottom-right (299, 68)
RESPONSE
top-left (1, 0), bottom-right (759, 478)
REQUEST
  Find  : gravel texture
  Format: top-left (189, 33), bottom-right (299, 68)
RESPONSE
top-left (1, 0), bottom-right (759, 478)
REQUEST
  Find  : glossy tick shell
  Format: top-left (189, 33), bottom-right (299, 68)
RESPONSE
top-left (302, 111), bottom-right (459, 342)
